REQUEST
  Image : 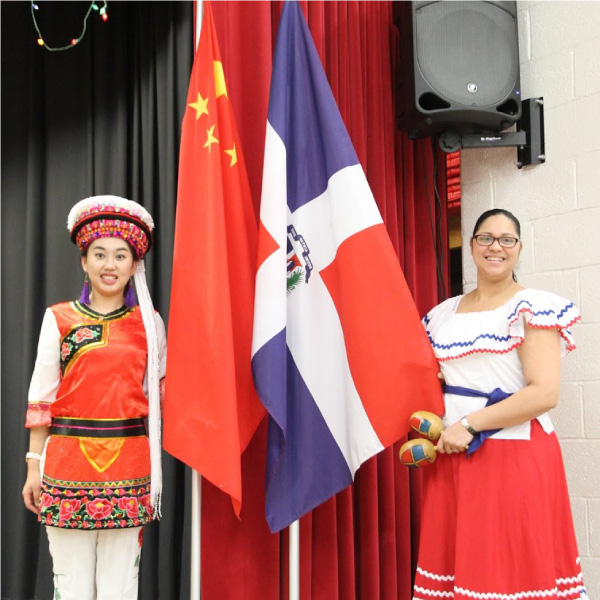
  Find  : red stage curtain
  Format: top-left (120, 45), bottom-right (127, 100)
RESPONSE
top-left (201, 3), bottom-right (448, 599)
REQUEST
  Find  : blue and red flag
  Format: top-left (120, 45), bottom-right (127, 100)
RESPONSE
top-left (251, 1), bottom-right (444, 534)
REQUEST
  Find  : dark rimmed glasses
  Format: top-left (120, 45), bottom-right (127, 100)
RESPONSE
top-left (473, 234), bottom-right (520, 248)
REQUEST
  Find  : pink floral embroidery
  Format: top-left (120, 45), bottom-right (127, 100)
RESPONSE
top-left (40, 476), bottom-right (152, 529)
top-left (86, 498), bottom-right (114, 520)
top-left (58, 499), bottom-right (82, 521)
top-left (75, 327), bottom-right (95, 343)
top-left (117, 497), bottom-right (139, 519)
top-left (141, 494), bottom-right (152, 511)
top-left (39, 493), bottom-right (53, 511)
top-left (61, 341), bottom-right (71, 361)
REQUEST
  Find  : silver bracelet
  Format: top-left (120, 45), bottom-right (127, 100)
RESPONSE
top-left (460, 417), bottom-right (479, 436)
top-left (25, 451), bottom-right (42, 463)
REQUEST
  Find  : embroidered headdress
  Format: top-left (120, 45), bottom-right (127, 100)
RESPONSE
top-left (68, 195), bottom-right (154, 259)
top-left (67, 195), bottom-right (163, 517)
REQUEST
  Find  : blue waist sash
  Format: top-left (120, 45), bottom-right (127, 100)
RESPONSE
top-left (443, 385), bottom-right (512, 456)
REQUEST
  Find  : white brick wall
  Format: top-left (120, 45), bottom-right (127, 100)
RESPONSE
top-left (460, 2), bottom-right (600, 595)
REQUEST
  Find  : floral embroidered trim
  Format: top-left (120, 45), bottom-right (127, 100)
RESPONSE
top-left (60, 323), bottom-right (107, 376)
top-left (39, 474), bottom-right (152, 529)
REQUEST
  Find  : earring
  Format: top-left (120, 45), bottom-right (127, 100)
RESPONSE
top-left (79, 273), bottom-right (91, 305)
top-left (124, 278), bottom-right (137, 307)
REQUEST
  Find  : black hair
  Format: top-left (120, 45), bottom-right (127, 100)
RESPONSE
top-left (472, 208), bottom-right (521, 238)
top-left (81, 239), bottom-right (138, 260)
top-left (471, 208), bottom-right (521, 282)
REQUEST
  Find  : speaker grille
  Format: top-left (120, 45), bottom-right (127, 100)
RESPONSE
top-left (415, 1), bottom-right (519, 108)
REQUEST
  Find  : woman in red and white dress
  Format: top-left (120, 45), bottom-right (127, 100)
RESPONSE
top-left (22, 196), bottom-right (166, 600)
top-left (413, 209), bottom-right (587, 600)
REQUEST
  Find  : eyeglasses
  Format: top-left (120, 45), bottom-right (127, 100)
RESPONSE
top-left (473, 234), bottom-right (520, 248)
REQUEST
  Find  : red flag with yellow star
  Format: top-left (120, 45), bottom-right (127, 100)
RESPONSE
top-left (163, 0), bottom-right (264, 516)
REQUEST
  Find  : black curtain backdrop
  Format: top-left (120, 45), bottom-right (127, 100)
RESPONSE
top-left (1, 2), bottom-right (194, 598)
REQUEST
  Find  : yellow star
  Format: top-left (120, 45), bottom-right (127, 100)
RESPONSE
top-left (213, 61), bottom-right (228, 98)
top-left (189, 92), bottom-right (208, 119)
top-left (204, 125), bottom-right (219, 152)
top-left (224, 143), bottom-right (238, 167)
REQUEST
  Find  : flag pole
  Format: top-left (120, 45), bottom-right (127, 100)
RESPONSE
top-left (190, 3), bottom-right (204, 600)
top-left (289, 520), bottom-right (300, 600)
top-left (191, 470), bottom-right (202, 599)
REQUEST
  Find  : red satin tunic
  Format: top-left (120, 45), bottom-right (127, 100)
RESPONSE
top-left (27, 301), bottom-right (155, 529)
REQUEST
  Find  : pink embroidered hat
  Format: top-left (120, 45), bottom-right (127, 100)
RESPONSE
top-left (67, 195), bottom-right (154, 259)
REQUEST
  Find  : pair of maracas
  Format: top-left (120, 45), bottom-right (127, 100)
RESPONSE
top-left (398, 411), bottom-right (445, 468)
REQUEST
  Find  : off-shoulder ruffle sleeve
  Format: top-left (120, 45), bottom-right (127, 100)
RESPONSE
top-left (507, 289), bottom-right (580, 357)
top-left (423, 290), bottom-right (580, 361)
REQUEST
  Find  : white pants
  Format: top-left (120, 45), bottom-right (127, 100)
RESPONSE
top-left (45, 526), bottom-right (143, 600)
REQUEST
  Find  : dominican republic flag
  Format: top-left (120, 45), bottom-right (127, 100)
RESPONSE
top-left (251, 1), bottom-right (444, 534)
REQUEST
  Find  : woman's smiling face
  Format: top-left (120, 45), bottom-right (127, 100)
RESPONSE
top-left (470, 214), bottom-right (521, 283)
top-left (81, 238), bottom-right (137, 301)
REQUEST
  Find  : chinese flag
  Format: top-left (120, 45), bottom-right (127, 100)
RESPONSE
top-left (163, 0), bottom-right (264, 516)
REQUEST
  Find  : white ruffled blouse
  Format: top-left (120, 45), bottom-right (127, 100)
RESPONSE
top-left (423, 289), bottom-right (580, 440)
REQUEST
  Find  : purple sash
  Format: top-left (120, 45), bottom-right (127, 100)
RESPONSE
top-left (443, 385), bottom-right (512, 456)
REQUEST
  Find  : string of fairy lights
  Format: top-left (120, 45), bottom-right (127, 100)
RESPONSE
top-left (31, 1), bottom-right (109, 51)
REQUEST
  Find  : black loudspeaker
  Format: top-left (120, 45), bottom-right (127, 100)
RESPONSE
top-left (395, 1), bottom-right (522, 139)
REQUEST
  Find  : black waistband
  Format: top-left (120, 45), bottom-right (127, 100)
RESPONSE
top-left (50, 417), bottom-right (146, 438)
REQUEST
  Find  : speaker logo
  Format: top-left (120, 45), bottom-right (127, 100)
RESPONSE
top-left (467, 83), bottom-right (478, 93)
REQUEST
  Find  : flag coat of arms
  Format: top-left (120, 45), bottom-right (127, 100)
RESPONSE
top-left (251, 1), bottom-right (444, 534)
top-left (164, 0), bottom-right (264, 516)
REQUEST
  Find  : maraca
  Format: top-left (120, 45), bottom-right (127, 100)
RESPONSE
top-left (409, 410), bottom-right (444, 441)
top-left (399, 411), bottom-right (444, 468)
top-left (398, 438), bottom-right (437, 467)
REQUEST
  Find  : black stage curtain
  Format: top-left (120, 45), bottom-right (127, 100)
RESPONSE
top-left (1, 2), bottom-right (193, 598)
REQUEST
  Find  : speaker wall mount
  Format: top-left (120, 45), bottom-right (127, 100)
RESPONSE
top-left (438, 97), bottom-right (546, 169)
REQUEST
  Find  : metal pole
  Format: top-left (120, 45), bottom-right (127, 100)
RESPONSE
top-left (190, 470), bottom-right (202, 599)
top-left (190, 4), bottom-right (204, 599)
top-left (289, 520), bottom-right (300, 600)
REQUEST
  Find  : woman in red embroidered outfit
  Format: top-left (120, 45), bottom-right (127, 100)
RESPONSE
top-left (413, 209), bottom-right (587, 600)
top-left (22, 196), bottom-right (166, 600)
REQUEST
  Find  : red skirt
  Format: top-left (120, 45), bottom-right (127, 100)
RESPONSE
top-left (413, 420), bottom-right (586, 600)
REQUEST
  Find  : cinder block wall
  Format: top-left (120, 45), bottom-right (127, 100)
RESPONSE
top-left (460, 1), bottom-right (600, 594)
